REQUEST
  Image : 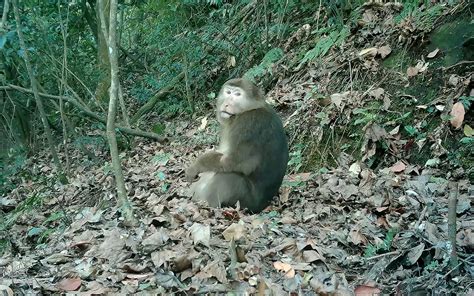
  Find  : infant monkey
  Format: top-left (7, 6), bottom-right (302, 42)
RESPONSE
top-left (185, 78), bottom-right (288, 212)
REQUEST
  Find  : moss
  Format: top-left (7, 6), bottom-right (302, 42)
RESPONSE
top-left (428, 17), bottom-right (474, 67)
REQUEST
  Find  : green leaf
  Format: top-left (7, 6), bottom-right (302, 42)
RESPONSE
top-left (152, 123), bottom-right (166, 135)
top-left (156, 171), bottom-right (166, 181)
top-left (404, 125), bottom-right (417, 136)
top-left (28, 227), bottom-right (43, 237)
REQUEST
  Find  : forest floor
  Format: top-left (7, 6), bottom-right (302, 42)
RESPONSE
top-left (1, 121), bottom-right (472, 295)
top-left (1, 2), bottom-right (474, 295)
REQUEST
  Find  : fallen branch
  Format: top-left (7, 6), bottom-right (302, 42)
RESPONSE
top-left (130, 71), bottom-right (184, 124)
top-left (448, 181), bottom-right (459, 276)
top-left (1, 84), bottom-right (165, 142)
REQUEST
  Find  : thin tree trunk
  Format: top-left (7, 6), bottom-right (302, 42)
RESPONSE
top-left (12, 0), bottom-right (66, 183)
top-left (58, 0), bottom-right (71, 174)
top-left (99, 0), bottom-right (136, 225)
top-left (118, 85), bottom-right (130, 127)
top-left (1, 0), bottom-right (9, 30)
top-left (96, 0), bottom-right (110, 101)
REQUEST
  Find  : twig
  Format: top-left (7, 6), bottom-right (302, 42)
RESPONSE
top-left (448, 181), bottom-right (459, 275)
top-left (365, 251), bottom-right (400, 260)
top-left (229, 238), bottom-right (238, 280)
top-left (1, 84), bottom-right (165, 142)
top-left (442, 60), bottom-right (474, 71)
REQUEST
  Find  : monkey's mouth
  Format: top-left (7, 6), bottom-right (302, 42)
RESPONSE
top-left (220, 111), bottom-right (234, 119)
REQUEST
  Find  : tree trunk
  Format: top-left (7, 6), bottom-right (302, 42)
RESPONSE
top-left (99, 0), bottom-right (136, 226)
top-left (12, 0), bottom-right (67, 183)
top-left (95, 0), bottom-right (111, 102)
top-left (1, 0), bottom-right (9, 30)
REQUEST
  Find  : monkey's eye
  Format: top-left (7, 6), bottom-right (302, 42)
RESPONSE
top-left (226, 90), bottom-right (231, 95)
top-left (235, 92), bottom-right (241, 96)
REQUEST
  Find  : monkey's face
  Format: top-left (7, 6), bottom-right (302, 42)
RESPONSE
top-left (217, 85), bottom-right (263, 122)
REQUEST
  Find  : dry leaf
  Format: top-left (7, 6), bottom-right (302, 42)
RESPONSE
top-left (390, 161), bottom-right (406, 173)
top-left (273, 261), bottom-right (295, 278)
top-left (358, 47), bottom-right (378, 57)
top-left (198, 116), bottom-right (208, 131)
top-left (427, 48), bottom-right (439, 58)
top-left (222, 223), bottom-right (246, 241)
top-left (448, 75), bottom-right (460, 86)
top-left (57, 278), bottom-right (81, 291)
top-left (189, 223), bottom-right (210, 247)
top-left (388, 125), bottom-right (400, 136)
top-left (226, 56), bottom-right (236, 68)
top-left (0, 285), bottom-right (14, 296)
top-left (355, 285), bottom-right (381, 296)
top-left (369, 88), bottom-right (384, 99)
top-left (331, 93), bottom-right (345, 110)
top-left (450, 102), bottom-right (465, 129)
top-left (407, 66), bottom-right (418, 77)
top-left (349, 162), bottom-right (361, 176)
top-left (464, 124), bottom-right (474, 137)
top-left (406, 243), bottom-right (425, 265)
top-left (377, 45), bottom-right (391, 58)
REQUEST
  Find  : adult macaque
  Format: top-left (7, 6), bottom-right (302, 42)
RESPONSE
top-left (185, 78), bottom-right (288, 212)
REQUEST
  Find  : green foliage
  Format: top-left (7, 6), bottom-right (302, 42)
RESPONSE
top-left (288, 144), bottom-right (303, 173)
top-left (364, 228), bottom-right (398, 257)
top-left (353, 108), bottom-right (377, 126)
top-left (0, 193), bottom-right (43, 232)
top-left (244, 48), bottom-right (284, 82)
top-left (0, 147), bottom-right (27, 196)
top-left (395, 1), bottom-right (444, 31)
top-left (459, 95), bottom-right (474, 110)
top-left (299, 26), bottom-right (349, 67)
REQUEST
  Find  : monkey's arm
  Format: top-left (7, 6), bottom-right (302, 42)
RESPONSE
top-left (185, 151), bottom-right (223, 181)
top-left (185, 147), bottom-right (259, 181)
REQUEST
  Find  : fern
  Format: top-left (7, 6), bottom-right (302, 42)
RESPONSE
top-left (298, 26), bottom-right (349, 66)
top-left (244, 47), bottom-right (284, 81)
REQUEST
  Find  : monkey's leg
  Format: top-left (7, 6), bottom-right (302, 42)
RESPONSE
top-left (191, 172), bottom-right (255, 209)
top-left (189, 172), bottom-right (215, 197)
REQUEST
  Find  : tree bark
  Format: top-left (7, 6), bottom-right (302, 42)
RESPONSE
top-left (99, 0), bottom-right (136, 225)
top-left (95, 0), bottom-right (111, 102)
top-left (12, 0), bottom-right (66, 183)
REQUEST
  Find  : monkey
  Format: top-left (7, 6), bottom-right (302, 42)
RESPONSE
top-left (185, 78), bottom-right (288, 212)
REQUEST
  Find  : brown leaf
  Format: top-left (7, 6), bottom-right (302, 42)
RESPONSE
top-left (407, 66), bottom-right (418, 77)
top-left (358, 47), bottom-right (378, 57)
top-left (302, 250), bottom-right (325, 263)
top-left (273, 261), bottom-right (295, 278)
top-left (450, 102), bottom-right (465, 129)
top-left (354, 285), bottom-right (381, 296)
top-left (390, 161), bottom-right (406, 173)
top-left (284, 172), bottom-right (312, 182)
top-left (57, 278), bottom-right (81, 291)
top-left (369, 88), bottom-right (384, 99)
top-left (348, 227), bottom-right (367, 245)
top-left (222, 223), bottom-right (246, 241)
top-left (377, 45), bottom-right (391, 58)
top-left (406, 243), bottom-right (425, 265)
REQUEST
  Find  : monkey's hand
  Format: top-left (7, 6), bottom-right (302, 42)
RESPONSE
top-left (185, 165), bottom-right (200, 182)
top-left (198, 151), bottom-right (223, 164)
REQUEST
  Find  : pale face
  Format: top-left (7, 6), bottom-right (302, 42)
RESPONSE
top-left (217, 85), bottom-right (263, 122)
